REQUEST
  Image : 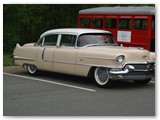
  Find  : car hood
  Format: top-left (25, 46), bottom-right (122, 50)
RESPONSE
top-left (78, 46), bottom-right (152, 62)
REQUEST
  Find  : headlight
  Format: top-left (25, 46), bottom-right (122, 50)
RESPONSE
top-left (116, 55), bottom-right (125, 63)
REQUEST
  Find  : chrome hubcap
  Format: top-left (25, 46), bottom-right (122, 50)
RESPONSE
top-left (95, 67), bottom-right (109, 85)
top-left (28, 65), bottom-right (36, 74)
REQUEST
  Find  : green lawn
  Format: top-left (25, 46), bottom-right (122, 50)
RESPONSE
top-left (3, 54), bottom-right (14, 67)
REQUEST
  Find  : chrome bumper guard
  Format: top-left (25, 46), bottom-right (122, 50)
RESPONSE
top-left (109, 62), bottom-right (155, 80)
top-left (110, 65), bottom-right (135, 74)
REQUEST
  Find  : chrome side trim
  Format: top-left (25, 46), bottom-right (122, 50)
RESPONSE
top-left (42, 60), bottom-right (120, 68)
top-left (43, 59), bottom-right (53, 62)
top-left (42, 59), bottom-right (155, 71)
top-left (79, 56), bottom-right (115, 60)
top-left (14, 56), bottom-right (35, 61)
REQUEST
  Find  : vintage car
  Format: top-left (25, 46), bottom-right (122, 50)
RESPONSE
top-left (13, 28), bottom-right (155, 87)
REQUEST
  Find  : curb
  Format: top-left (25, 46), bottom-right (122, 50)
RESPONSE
top-left (3, 66), bottom-right (26, 73)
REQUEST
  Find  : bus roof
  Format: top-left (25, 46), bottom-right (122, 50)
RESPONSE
top-left (79, 6), bottom-right (155, 15)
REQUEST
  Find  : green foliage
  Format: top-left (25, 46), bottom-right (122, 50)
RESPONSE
top-left (3, 4), bottom-right (155, 54)
top-left (3, 54), bottom-right (14, 66)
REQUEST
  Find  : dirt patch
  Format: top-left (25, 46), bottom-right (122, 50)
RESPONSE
top-left (3, 66), bottom-right (27, 73)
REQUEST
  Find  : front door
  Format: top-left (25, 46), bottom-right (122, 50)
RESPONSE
top-left (53, 34), bottom-right (77, 74)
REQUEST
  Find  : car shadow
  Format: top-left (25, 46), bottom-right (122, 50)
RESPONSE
top-left (19, 70), bottom-right (154, 90)
top-left (107, 80), bottom-right (154, 90)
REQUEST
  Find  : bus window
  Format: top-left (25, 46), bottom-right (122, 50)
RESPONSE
top-left (119, 19), bottom-right (131, 29)
top-left (134, 19), bottom-right (148, 30)
top-left (105, 18), bottom-right (117, 29)
top-left (92, 18), bottom-right (103, 28)
top-left (152, 16), bottom-right (155, 31)
top-left (80, 18), bottom-right (90, 27)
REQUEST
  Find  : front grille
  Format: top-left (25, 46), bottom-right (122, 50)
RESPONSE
top-left (125, 62), bottom-right (155, 71)
top-left (132, 64), bottom-right (147, 70)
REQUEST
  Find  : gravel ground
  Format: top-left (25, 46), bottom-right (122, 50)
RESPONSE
top-left (3, 66), bottom-right (26, 73)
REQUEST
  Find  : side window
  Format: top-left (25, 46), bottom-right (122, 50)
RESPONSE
top-left (60, 34), bottom-right (77, 47)
top-left (92, 18), bottom-right (103, 28)
top-left (119, 19), bottom-right (131, 29)
top-left (44, 34), bottom-right (58, 46)
top-left (134, 19), bottom-right (148, 30)
top-left (105, 18), bottom-right (117, 29)
top-left (80, 18), bottom-right (90, 27)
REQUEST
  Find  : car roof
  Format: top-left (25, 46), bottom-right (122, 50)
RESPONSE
top-left (40, 28), bottom-right (111, 38)
top-left (79, 6), bottom-right (155, 15)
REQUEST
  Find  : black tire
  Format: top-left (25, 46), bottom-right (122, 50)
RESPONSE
top-left (94, 67), bottom-right (111, 87)
top-left (134, 79), bottom-right (151, 85)
top-left (26, 64), bottom-right (39, 75)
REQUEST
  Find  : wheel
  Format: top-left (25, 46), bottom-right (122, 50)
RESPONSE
top-left (134, 79), bottom-right (151, 85)
top-left (94, 67), bottom-right (111, 87)
top-left (27, 64), bottom-right (39, 75)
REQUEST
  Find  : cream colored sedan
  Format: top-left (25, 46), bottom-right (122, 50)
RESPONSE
top-left (13, 28), bottom-right (155, 87)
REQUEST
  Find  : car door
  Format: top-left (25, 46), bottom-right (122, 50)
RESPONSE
top-left (53, 34), bottom-right (77, 74)
top-left (36, 34), bottom-right (59, 71)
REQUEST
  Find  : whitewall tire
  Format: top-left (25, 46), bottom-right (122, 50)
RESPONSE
top-left (27, 64), bottom-right (39, 75)
top-left (94, 67), bottom-right (111, 87)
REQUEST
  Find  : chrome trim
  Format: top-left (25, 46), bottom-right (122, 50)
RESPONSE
top-left (43, 59), bottom-right (154, 72)
top-left (109, 62), bottom-right (154, 75)
top-left (79, 56), bottom-right (115, 60)
top-left (43, 59), bottom-right (53, 62)
top-left (14, 56), bottom-right (35, 61)
top-left (116, 55), bottom-right (125, 63)
top-left (122, 61), bottom-right (155, 68)
top-left (42, 59), bottom-right (155, 70)
top-left (76, 63), bottom-right (117, 68)
top-left (42, 60), bottom-right (120, 68)
top-left (110, 65), bottom-right (135, 74)
top-left (42, 47), bottom-right (46, 59)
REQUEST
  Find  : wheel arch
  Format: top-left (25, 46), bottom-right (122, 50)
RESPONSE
top-left (87, 66), bottom-right (96, 79)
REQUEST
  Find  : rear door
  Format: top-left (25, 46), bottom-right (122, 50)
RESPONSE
top-left (37, 34), bottom-right (59, 71)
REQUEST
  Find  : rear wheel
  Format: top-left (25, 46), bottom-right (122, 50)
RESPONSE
top-left (27, 64), bottom-right (39, 75)
top-left (134, 79), bottom-right (151, 85)
top-left (94, 67), bottom-right (111, 87)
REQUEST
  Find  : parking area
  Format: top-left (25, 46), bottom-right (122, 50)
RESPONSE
top-left (3, 68), bottom-right (155, 116)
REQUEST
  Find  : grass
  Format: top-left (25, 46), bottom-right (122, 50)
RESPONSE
top-left (3, 54), bottom-right (14, 67)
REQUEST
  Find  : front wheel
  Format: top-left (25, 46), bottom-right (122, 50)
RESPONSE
top-left (133, 79), bottom-right (151, 85)
top-left (27, 64), bottom-right (39, 75)
top-left (94, 67), bottom-right (111, 87)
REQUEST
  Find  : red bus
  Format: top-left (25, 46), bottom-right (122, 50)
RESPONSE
top-left (78, 6), bottom-right (155, 51)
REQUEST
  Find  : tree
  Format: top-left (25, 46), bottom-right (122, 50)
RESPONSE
top-left (3, 4), bottom-right (155, 53)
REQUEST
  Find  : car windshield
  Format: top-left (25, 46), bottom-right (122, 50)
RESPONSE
top-left (77, 33), bottom-right (115, 47)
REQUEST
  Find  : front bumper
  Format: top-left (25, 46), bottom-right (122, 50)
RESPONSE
top-left (109, 62), bottom-right (155, 80)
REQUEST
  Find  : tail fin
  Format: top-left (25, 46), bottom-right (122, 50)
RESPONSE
top-left (16, 43), bottom-right (21, 48)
